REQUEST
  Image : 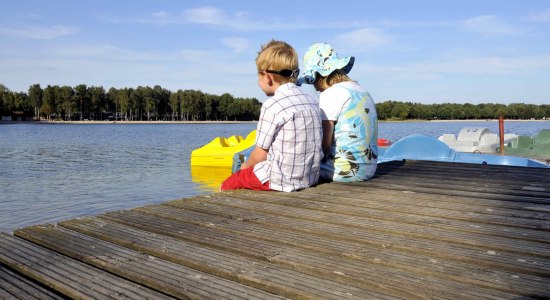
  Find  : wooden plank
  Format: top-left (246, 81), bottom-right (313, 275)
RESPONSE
top-left (352, 180), bottom-right (550, 205)
top-left (137, 202), bottom-right (550, 291)
top-left (374, 168), bottom-right (550, 190)
top-left (305, 183), bottom-right (550, 218)
top-left (196, 192), bottom-right (550, 255)
top-left (2, 237), bottom-right (143, 299)
top-left (362, 176), bottom-right (549, 201)
top-left (377, 161), bottom-right (550, 183)
top-left (378, 161), bottom-right (550, 183)
top-left (162, 198), bottom-right (550, 274)
top-left (259, 186), bottom-right (550, 231)
top-left (58, 217), bottom-right (397, 300)
top-left (377, 160), bottom-right (550, 182)
top-left (97, 208), bottom-right (540, 299)
top-left (371, 162), bottom-right (550, 200)
top-left (375, 168), bottom-right (550, 191)
top-left (0, 288), bottom-right (16, 300)
top-left (368, 173), bottom-right (550, 199)
top-left (159, 195), bottom-right (550, 278)
top-left (0, 233), bottom-right (175, 300)
top-left (372, 168), bottom-right (550, 197)
top-left (0, 264), bottom-right (64, 300)
top-left (13, 226), bottom-right (286, 300)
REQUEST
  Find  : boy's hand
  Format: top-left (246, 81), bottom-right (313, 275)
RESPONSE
top-left (241, 146), bottom-right (268, 170)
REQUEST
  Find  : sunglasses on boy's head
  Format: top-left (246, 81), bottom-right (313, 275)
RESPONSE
top-left (262, 69), bottom-right (300, 78)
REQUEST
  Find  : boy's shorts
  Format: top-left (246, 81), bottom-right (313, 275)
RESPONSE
top-left (220, 167), bottom-right (271, 191)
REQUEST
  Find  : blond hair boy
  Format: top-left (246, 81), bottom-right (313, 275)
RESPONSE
top-left (221, 40), bottom-right (323, 192)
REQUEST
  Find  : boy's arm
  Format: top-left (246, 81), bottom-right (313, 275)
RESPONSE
top-left (240, 146), bottom-right (269, 170)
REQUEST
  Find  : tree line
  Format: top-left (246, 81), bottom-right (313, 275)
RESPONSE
top-left (377, 101), bottom-right (550, 120)
top-left (0, 84), bottom-right (261, 121)
top-left (1, 83), bottom-right (549, 121)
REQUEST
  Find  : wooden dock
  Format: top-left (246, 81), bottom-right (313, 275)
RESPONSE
top-left (1, 160), bottom-right (549, 299)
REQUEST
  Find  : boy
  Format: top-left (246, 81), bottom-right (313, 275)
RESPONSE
top-left (220, 40), bottom-right (323, 192)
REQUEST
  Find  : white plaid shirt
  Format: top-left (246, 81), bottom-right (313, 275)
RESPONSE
top-left (253, 83), bottom-right (323, 192)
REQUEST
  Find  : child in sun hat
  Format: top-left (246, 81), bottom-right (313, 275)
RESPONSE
top-left (220, 40), bottom-right (323, 192)
top-left (297, 43), bottom-right (378, 182)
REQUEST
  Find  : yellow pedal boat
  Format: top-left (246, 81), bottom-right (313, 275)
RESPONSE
top-left (190, 130), bottom-right (256, 167)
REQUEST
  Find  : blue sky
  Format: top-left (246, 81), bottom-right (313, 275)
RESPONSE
top-left (1, 0), bottom-right (549, 104)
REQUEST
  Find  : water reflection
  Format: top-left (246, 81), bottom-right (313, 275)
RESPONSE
top-left (191, 166), bottom-right (232, 192)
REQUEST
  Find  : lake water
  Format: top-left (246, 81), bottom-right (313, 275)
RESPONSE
top-left (1, 120), bottom-right (549, 233)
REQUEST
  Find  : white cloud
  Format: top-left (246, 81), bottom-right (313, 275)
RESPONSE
top-left (131, 6), bottom-right (373, 32)
top-left (138, 11), bottom-right (178, 25)
top-left (354, 54), bottom-right (550, 82)
top-left (42, 44), bottom-right (173, 63)
top-left (183, 7), bottom-right (226, 26)
top-left (181, 6), bottom-right (291, 31)
top-left (0, 25), bottom-right (79, 39)
top-left (460, 15), bottom-right (522, 36)
top-left (526, 10), bottom-right (550, 22)
top-left (222, 37), bottom-right (249, 53)
top-left (432, 56), bottom-right (550, 74)
top-left (182, 6), bottom-right (263, 30)
top-left (354, 55), bottom-right (550, 103)
top-left (333, 27), bottom-right (391, 52)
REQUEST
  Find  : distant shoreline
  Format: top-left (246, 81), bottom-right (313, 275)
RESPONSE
top-left (41, 119), bottom-right (550, 124)
top-left (2, 119), bottom-right (548, 125)
top-left (389, 119), bottom-right (549, 123)
top-left (15, 120), bottom-right (258, 125)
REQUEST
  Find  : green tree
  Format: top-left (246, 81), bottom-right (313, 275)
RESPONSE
top-left (180, 90), bottom-right (191, 120)
top-left (74, 84), bottom-right (89, 120)
top-left (375, 101), bottom-right (393, 120)
top-left (51, 85), bottom-right (63, 119)
top-left (540, 105), bottom-right (550, 119)
top-left (175, 90), bottom-right (186, 120)
top-left (506, 103), bottom-right (521, 119)
top-left (28, 84), bottom-right (43, 120)
top-left (204, 94), bottom-right (220, 121)
top-left (438, 103), bottom-right (453, 120)
top-left (239, 98), bottom-right (260, 121)
top-left (131, 88), bottom-right (141, 121)
top-left (0, 84), bottom-right (14, 115)
top-left (14, 92), bottom-right (31, 113)
top-left (180, 90), bottom-right (205, 120)
top-left (90, 86), bottom-right (106, 120)
top-left (168, 92), bottom-right (180, 120)
top-left (390, 102), bottom-right (410, 120)
top-left (6, 83), bottom-right (550, 122)
top-left (59, 86), bottom-right (75, 120)
top-left (2, 93), bottom-right (13, 115)
top-left (118, 88), bottom-right (130, 120)
top-left (142, 86), bottom-right (157, 121)
top-left (463, 103), bottom-right (475, 119)
top-left (218, 93), bottom-right (234, 120)
top-left (226, 100), bottom-right (242, 121)
top-left (40, 85), bottom-right (55, 120)
top-left (153, 85), bottom-right (170, 120)
top-left (106, 87), bottom-right (117, 114)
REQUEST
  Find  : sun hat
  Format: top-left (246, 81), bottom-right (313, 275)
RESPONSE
top-left (296, 43), bottom-right (355, 86)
